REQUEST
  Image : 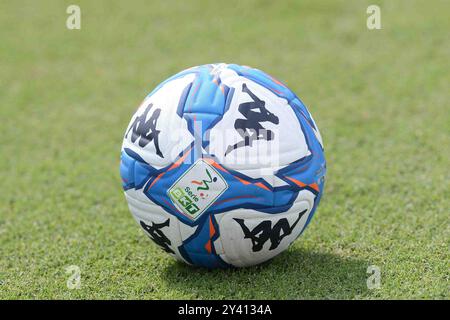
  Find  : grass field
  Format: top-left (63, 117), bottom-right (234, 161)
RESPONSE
top-left (0, 0), bottom-right (449, 299)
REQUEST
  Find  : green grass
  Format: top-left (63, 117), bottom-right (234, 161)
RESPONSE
top-left (0, 0), bottom-right (449, 299)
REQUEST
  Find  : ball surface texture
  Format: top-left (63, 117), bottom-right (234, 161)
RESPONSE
top-left (120, 63), bottom-right (326, 268)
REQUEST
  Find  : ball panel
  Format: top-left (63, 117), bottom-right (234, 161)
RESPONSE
top-left (214, 189), bottom-right (315, 267)
top-left (125, 188), bottom-right (192, 264)
top-left (122, 73), bottom-right (196, 168)
top-left (208, 74), bottom-right (310, 176)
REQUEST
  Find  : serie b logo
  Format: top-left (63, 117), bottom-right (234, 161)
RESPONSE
top-left (191, 168), bottom-right (218, 199)
top-left (168, 159), bottom-right (228, 220)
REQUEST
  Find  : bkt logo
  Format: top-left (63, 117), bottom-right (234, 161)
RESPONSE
top-left (168, 160), bottom-right (228, 220)
top-left (169, 187), bottom-right (201, 216)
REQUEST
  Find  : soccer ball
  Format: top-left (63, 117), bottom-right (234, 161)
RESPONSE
top-left (120, 63), bottom-right (326, 268)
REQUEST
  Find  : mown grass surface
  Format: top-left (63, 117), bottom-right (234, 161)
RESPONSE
top-left (0, 0), bottom-right (448, 299)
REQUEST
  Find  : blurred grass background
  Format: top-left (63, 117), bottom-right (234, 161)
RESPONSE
top-left (0, 0), bottom-right (448, 299)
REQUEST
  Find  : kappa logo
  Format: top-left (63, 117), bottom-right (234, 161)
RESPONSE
top-left (168, 159), bottom-right (228, 220)
top-left (234, 209), bottom-right (307, 252)
top-left (225, 83), bottom-right (279, 156)
top-left (126, 103), bottom-right (163, 158)
top-left (140, 219), bottom-right (174, 254)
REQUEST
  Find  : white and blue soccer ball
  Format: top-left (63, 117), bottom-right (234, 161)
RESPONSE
top-left (120, 63), bottom-right (326, 268)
